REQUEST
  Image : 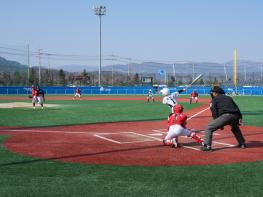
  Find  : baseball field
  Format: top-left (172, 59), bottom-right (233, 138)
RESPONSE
top-left (0, 95), bottom-right (263, 196)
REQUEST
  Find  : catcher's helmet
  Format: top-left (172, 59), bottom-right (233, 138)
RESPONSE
top-left (160, 88), bottom-right (170, 96)
top-left (173, 104), bottom-right (184, 113)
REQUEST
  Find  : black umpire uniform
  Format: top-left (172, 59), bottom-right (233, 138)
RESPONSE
top-left (201, 86), bottom-right (246, 151)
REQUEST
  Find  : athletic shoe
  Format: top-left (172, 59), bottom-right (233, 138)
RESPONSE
top-left (172, 143), bottom-right (182, 148)
top-left (171, 138), bottom-right (180, 148)
top-left (200, 145), bottom-right (212, 152)
top-left (237, 143), bottom-right (247, 149)
top-left (163, 139), bottom-right (172, 146)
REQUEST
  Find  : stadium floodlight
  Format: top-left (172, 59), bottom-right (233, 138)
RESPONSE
top-left (93, 5), bottom-right (106, 87)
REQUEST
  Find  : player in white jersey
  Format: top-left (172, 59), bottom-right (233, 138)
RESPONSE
top-left (146, 89), bottom-right (154, 102)
top-left (160, 87), bottom-right (186, 112)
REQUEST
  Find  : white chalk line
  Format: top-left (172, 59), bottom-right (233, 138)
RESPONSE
top-left (187, 106), bottom-right (210, 121)
top-left (93, 132), bottom-right (160, 144)
top-left (94, 131), bottom-right (201, 151)
top-left (93, 134), bottom-right (121, 144)
top-left (213, 141), bottom-right (235, 147)
top-left (129, 132), bottom-right (163, 141)
top-left (5, 128), bottom-right (234, 149)
top-left (3, 129), bottom-right (88, 134)
top-left (148, 133), bottom-right (163, 136)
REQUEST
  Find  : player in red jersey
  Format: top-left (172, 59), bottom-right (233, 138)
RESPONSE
top-left (31, 85), bottom-right (45, 109)
top-left (189, 90), bottom-right (199, 104)
top-left (31, 85), bottom-right (38, 109)
top-left (73, 88), bottom-right (81, 100)
top-left (163, 104), bottom-right (204, 147)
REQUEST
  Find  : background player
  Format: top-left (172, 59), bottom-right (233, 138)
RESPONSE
top-left (31, 85), bottom-right (38, 109)
top-left (163, 104), bottom-right (204, 147)
top-left (36, 86), bottom-right (45, 109)
top-left (189, 90), bottom-right (199, 104)
top-left (146, 89), bottom-right (154, 102)
top-left (73, 88), bottom-right (81, 100)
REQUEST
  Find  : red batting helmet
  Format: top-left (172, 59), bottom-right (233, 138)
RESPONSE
top-left (173, 104), bottom-right (184, 113)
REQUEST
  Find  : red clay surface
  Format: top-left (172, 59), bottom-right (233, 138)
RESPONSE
top-left (1, 96), bottom-right (263, 166)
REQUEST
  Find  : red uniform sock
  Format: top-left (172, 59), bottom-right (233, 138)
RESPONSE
top-left (191, 133), bottom-right (203, 144)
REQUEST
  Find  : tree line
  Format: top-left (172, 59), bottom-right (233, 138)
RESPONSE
top-left (0, 65), bottom-right (227, 87)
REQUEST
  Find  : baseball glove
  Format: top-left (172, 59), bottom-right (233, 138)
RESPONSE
top-left (28, 95), bottom-right (33, 99)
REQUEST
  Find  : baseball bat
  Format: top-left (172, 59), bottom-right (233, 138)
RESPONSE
top-left (182, 74), bottom-right (203, 90)
top-left (189, 74), bottom-right (203, 86)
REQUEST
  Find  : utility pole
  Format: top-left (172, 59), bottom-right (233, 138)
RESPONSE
top-left (38, 49), bottom-right (42, 85)
top-left (111, 54), bottom-right (116, 86)
top-left (48, 53), bottom-right (51, 84)
top-left (261, 64), bottom-right (263, 82)
top-left (126, 58), bottom-right (131, 84)
top-left (224, 64), bottom-right (228, 81)
top-left (244, 64), bottom-right (247, 82)
top-left (173, 63), bottom-right (176, 81)
top-left (27, 44), bottom-right (30, 86)
top-left (233, 48), bottom-right (238, 92)
top-left (192, 63), bottom-right (195, 81)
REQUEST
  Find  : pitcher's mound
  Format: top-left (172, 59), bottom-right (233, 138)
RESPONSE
top-left (0, 102), bottom-right (59, 108)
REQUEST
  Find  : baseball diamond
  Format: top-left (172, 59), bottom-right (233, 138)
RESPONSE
top-left (1, 96), bottom-right (263, 166)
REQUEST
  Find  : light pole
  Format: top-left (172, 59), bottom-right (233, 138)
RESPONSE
top-left (93, 5), bottom-right (106, 87)
top-left (38, 49), bottom-right (42, 85)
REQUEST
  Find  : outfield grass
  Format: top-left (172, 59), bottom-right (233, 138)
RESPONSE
top-left (0, 95), bottom-right (262, 197)
top-left (0, 99), bottom-right (200, 127)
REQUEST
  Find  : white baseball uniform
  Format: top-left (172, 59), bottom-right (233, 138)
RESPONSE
top-left (162, 91), bottom-right (180, 112)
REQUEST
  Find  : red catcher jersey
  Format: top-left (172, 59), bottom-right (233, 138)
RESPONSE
top-left (168, 113), bottom-right (187, 128)
top-left (31, 88), bottom-right (38, 96)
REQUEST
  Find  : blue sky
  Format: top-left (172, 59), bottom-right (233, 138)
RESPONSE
top-left (0, 0), bottom-right (262, 67)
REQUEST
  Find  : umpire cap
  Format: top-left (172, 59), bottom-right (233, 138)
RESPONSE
top-left (211, 86), bottom-right (225, 94)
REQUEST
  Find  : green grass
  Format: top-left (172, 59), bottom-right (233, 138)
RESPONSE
top-left (0, 95), bottom-right (263, 196)
top-left (0, 99), bottom-right (200, 127)
top-left (233, 96), bottom-right (263, 127)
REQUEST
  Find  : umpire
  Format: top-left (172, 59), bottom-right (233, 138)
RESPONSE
top-left (201, 86), bottom-right (246, 151)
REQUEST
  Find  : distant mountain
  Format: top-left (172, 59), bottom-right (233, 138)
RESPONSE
top-left (1, 56), bottom-right (262, 78)
top-left (0, 56), bottom-right (27, 72)
top-left (56, 64), bottom-right (98, 73)
top-left (102, 60), bottom-right (263, 76)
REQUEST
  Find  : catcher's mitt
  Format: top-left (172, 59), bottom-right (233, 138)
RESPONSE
top-left (28, 95), bottom-right (33, 99)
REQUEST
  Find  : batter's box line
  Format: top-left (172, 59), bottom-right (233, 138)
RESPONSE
top-left (93, 134), bottom-right (121, 144)
top-left (152, 129), bottom-right (220, 136)
top-left (152, 131), bottom-right (233, 150)
top-left (213, 141), bottom-right (235, 147)
top-left (93, 131), bottom-right (162, 144)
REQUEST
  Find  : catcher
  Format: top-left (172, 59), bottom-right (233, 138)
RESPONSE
top-left (163, 104), bottom-right (204, 148)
